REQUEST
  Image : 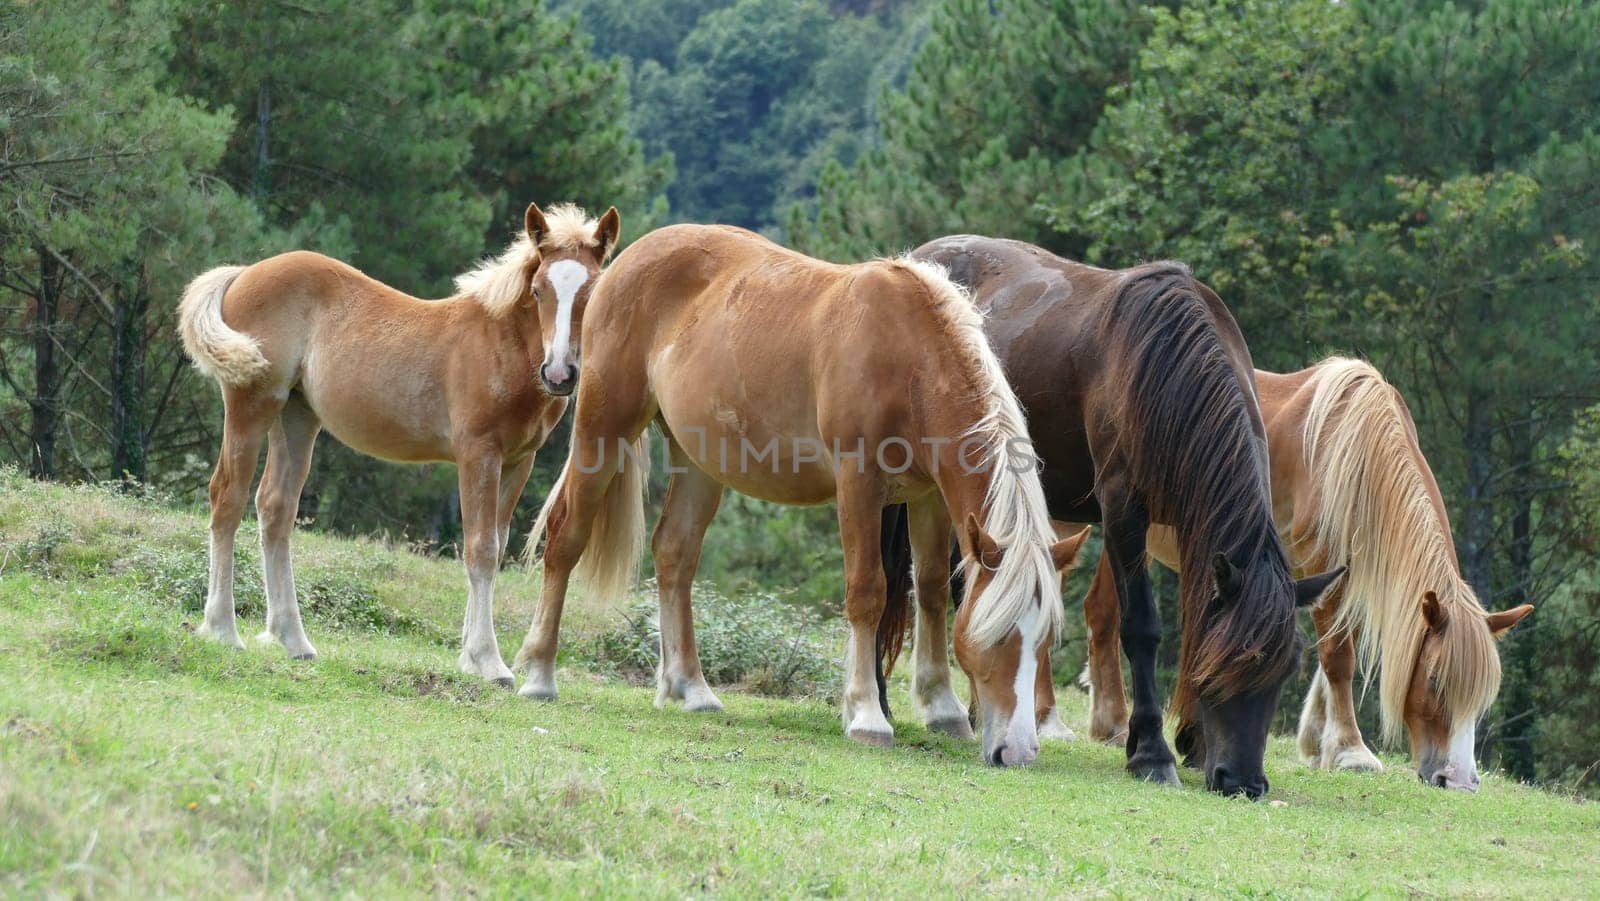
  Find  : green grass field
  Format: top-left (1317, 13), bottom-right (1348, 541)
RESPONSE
top-left (2, 472), bottom-right (1595, 897)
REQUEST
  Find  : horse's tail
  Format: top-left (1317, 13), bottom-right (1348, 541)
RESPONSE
top-left (874, 503), bottom-right (915, 716)
top-left (177, 265), bottom-right (267, 387)
top-left (526, 432), bottom-right (651, 607)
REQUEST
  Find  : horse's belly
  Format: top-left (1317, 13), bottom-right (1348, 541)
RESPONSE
top-left (298, 358), bottom-right (454, 463)
top-left (661, 413), bottom-right (838, 505)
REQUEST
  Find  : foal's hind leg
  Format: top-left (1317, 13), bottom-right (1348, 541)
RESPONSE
top-left (255, 396), bottom-right (319, 659)
top-left (457, 449), bottom-right (516, 686)
top-left (651, 443), bottom-right (724, 712)
top-left (906, 495), bottom-right (970, 738)
top-left (197, 391), bottom-right (277, 649)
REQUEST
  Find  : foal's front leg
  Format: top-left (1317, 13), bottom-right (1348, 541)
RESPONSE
top-left (837, 476), bottom-right (893, 745)
top-left (457, 450), bottom-right (515, 686)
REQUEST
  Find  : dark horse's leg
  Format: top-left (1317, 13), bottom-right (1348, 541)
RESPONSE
top-left (1100, 491), bottom-right (1180, 786)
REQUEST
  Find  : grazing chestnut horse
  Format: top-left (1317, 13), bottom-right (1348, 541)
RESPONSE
top-left (1078, 357), bottom-right (1532, 790)
top-left (879, 236), bottom-right (1343, 797)
top-left (179, 202), bottom-right (620, 685)
top-left (514, 224), bottom-right (1082, 766)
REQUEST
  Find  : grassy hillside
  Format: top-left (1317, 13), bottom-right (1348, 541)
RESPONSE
top-left (1, 472), bottom-right (1595, 896)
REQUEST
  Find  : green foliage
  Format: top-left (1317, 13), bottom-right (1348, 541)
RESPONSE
top-left (793, 0), bottom-right (1163, 258)
top-left (590, 585), bottom-right (839, 700)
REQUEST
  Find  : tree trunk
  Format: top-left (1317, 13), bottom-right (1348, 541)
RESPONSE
top-left (1461, 388), bottom-right (1494, 606)
top-left (1496, 416), bottom-right (1539, 781)
top-left (110, 266), bottom-right (151, 484)
top-left (28, 247), bottom-right (63, 480)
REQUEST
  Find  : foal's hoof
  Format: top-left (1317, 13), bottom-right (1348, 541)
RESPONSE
top-left (194, 622), bottom-right (246, 650)
top-left (1130, 758), bottom-right (1181, 787)
top-left (847, 725), bottom-right (895, 748)
top-left (489, 676), bottom-right (516, 690)
top-left (290, 651), bottom-right (318, 661)
top-left (683, 691), bottom-right (724, 714)
top-left (925, 716), bottom-right (976, 739)
top-left (518, 679), bottom-right (558, 701)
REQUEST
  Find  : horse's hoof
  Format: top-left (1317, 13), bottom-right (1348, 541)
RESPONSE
top-left (195, 622), bottom-right (245, 650)
top-left (518, 680), bottom-right (558, 701)
top-left (925, 717), bottom-right (976, 739)
top-left (847, 726), bottom-right (894, 747)
top-left (1038, 709), bottom-right (1076, 742)
top-left (490, 676), bottom-right (515, 690)
top-left (290, 651), bottom-right (317, 661)
top-left (683, 692), bottom-right (724, 713)
top-left (1332, 746), bottom-right (1384, 772)
top-left (1131, 759), bottom-right (1181, 786)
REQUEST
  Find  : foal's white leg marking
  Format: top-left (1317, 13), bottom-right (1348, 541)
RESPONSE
top-left (258, 525), bottom-right (317, 660)
top-left (197, 531), bottom-right (245, 648)
top-left (457, 458), bottom-right (515, 686)
top-left (542, 259), bottom-right (588, 381)
top-left (912, 599), bottom-right (971, 738)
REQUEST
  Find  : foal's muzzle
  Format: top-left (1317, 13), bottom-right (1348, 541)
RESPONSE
top-left (540, 362), bottom-right (577, 396)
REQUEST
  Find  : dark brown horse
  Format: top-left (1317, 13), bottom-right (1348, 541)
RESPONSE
top-left (879, 236), bottom-right (1343, 797)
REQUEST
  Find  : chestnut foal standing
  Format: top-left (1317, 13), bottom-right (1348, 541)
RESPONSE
top-left (179, 202), bottom-right (619, 685)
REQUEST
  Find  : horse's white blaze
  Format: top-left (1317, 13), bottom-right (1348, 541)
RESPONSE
top-left (544, 259), bottom-right (588, 379)
top-left (1442, 723), bottom-right (1480, 790)
top-left (999, 607), bottom-right (1044, 766)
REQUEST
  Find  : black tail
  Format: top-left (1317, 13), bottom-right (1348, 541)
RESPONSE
top-left (875, 503), bottom-right (914, 718)
top-left (875, 505), bottom-right (968, 719)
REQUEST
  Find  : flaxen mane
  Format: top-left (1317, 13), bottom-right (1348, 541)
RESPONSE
top-left (1106, 264), bottom-right (1299, 723)
top-left (892, 258), bottom-right (1062, 648)
top-left (1298, 357), bottom-right (1501, 742)
top-left (453, 204), bottom-right (611, 317)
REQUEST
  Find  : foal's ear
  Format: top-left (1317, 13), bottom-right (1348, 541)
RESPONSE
top-left (963, 513), bottom-right (1003, 569)
top-left (1049, 526), bottom-right (1092, 573)
top-left (596, 206), bottom-right (621, 260)
top-left (525, 202), bottom-right (550, 245)
top-left (1486, 603), bottom-right (1533, 639)
top-left (1294, 566), bottom-right (1346, 608)
top-left (1211, 553), bottom-right (1244, 601)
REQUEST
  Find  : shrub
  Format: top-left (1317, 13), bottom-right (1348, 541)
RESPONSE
top-left (588, 582), bottom-right (840, 701)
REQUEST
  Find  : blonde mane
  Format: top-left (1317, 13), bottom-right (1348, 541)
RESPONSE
top-left (894, 257), bottom-right (1062, 649)
top-left (1298, 357), bottom-right (1501, 742)
top-left (453, 204), bottom-right (610, 318)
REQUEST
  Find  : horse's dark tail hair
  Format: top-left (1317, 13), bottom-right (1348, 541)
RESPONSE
top-left (875, 503), bottom-right (914, 718)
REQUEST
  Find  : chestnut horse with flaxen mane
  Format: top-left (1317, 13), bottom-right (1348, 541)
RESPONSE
top-left (515, 224), bottom-right (1083, 766)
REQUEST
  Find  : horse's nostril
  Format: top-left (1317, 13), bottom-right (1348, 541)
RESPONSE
top-left (990, 745), bottom-right (1006, 766)
top-left (1431, 772), bottom-right (1450, 788)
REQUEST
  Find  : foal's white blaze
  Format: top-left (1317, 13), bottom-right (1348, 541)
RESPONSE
top-left (543, 259), bottom-right (588, 383)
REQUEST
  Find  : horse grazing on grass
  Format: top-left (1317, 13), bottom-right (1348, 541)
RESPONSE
top-left (1078, 357), bottom-right (1532, 790)
top-left (179, 202), bottom-right (620, 685)
top-left (878, 236), bottom-right (1343, 797)
top-left (513, 224), bottom-right (1083, 766)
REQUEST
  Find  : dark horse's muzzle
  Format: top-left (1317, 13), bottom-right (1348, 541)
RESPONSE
top-left (540, 362), bottom-right (577, 396)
